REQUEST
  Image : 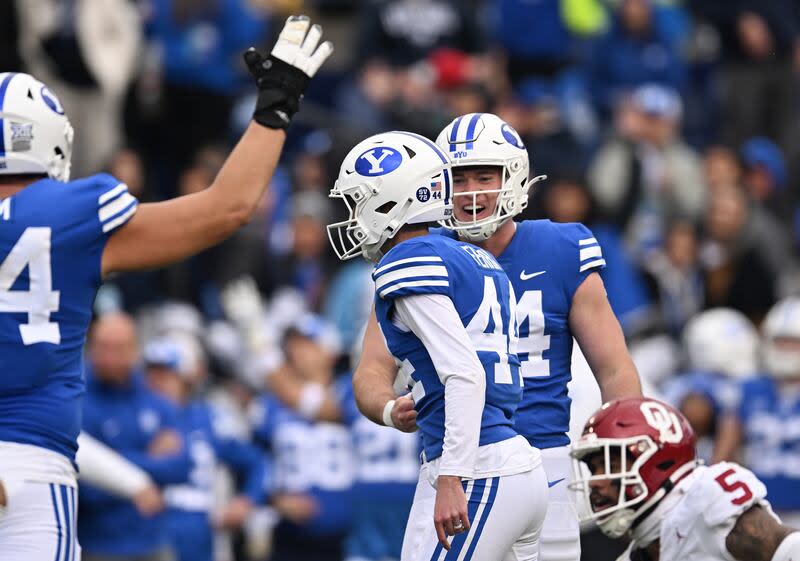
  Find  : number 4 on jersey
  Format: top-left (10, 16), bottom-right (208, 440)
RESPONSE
top-left (0, 227), bottom-right (60, 344)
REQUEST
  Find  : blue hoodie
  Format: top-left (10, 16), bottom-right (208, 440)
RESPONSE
top-left (79, 368), bottom-right (191, 556)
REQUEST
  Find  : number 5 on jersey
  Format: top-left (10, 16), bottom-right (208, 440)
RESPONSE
top-left (0, 227), bottom-right (60, 344)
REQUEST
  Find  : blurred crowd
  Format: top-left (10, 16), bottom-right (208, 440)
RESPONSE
top-left (4, 0), bottom-right (800, 560)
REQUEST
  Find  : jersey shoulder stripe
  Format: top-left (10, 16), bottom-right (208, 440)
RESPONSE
top-left (97, 182), bottom-right (138, 234)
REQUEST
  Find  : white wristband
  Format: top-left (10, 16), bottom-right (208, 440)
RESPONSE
top-left (382, 399), bottom-right (396, 428)
top-left (297, 382), bottom-right (326, 420)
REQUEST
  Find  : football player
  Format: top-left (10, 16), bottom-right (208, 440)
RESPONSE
top-left (355, 112), bottom-right (642, 561)
top-left (328, 130), bottom-right (548, 560)
top-left (0, 16), bottom-right (331, 560)
top-left (569, 397), bottom-right (800, 561)
top-left (721, 297), bottom-right (800, 528)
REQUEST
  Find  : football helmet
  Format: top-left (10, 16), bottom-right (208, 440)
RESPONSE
top-left (0, 73), bottom-right (73, 181)
top-left (435, 112), bottom-right (545, 241)
top-left (570, 397), bottom-right (697, 538)
top-left (763, 297), bottom-right (800, 379)
top-left (683, 308), bottom-right (759, 378)
top-left (328, 131), bottom-right (452, 262)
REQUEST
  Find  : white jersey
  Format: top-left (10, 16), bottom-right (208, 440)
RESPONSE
top-left (619, 462), bottom-right (777, 561)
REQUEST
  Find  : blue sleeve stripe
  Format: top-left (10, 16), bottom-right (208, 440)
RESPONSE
top-left (374, 255), bottom-right (443, 276)
top-left (579, 246), bottom-right (602, 262)
top-left (375, 265), bottom-right (448, 291)
top-left (101, 201), bottom-right (138, 233)
top-left (578, 237), bottom-right (597, 246)
top-left (98, 183), bottom-right (128, 204)
top-left (579, 258), bottom-right (606, 272)
top-left (379, 279), bottom-right (449, 298)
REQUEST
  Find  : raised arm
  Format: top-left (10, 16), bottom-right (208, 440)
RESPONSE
top-left (569, 273), bottom-right (642, 401)
top-left (102, 16), bottom-right (333, 275)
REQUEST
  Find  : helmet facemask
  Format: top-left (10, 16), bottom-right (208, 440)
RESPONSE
top-left (570, 436), bottom-right (656, 538)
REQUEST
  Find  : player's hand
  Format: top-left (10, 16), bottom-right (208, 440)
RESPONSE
top-left (434, 475), bottom-right (470, 550)
top-left (391, 395), bottom-right (418, 432)
top-left (132, 484), bottom-right (164, 516)
top-left (244, 15), bottom-right (333, 129)
top-left (272, 493), bottom-right (319, 524)
top-left (214, 496), bottom-right (254, 530)
top-left (147, 429), bottom-right (182, 456)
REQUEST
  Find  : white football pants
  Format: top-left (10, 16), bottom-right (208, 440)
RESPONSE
top-left (401, 463), bottom-right (548, 561)
top-left (539, 446), bottom-right (580, 561)
top-left (0, 480), bottom-right (80, 561)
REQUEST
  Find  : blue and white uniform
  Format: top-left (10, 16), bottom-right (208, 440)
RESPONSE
top-left (163, 400), bottom-right (268, 561)
top-left (374, 234), bottom-right (547, 561)
top-left (736, 375), bottom-right (800, 526)
top-left (339, 379), bottom-right (419, 561)
top-left (251, 392), bottom-right (355, 561)
top-left (434, 219), bottom-right (605, 561)
top-left (0, 172), bottom-right (137, 561)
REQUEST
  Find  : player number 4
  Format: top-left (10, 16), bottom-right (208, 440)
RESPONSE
top-left (0, 227), bottom-right (61, 345)
top-left (715, 468), bottom-right (753, 506)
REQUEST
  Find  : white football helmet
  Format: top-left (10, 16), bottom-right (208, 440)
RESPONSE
top-left (327, 131), bottom-right (452, 262)
top-left (0, 73), bottom-right (73, 182)
top-left (683, 308), bottom-right (758, 378)
top-left (435, 112), bottom-right (545, 241)
top-left (763, 297), bottom-right (800, 379)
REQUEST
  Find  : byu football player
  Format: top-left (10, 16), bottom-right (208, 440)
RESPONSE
top-left (722, 297), bottom-right (800, 528)
top-left (355, 113), bottom-right (642, 561)
top-left (329, 130), bottom-right (549, 561)
top-left (0, 16), bottom-right (331, 560)
top-left (570, 397), bottom-right (800, 561)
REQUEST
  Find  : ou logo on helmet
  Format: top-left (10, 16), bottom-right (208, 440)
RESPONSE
top-left (500, 123), bottom-right (525, 150)
top-left (355, 147), bottom-right (403, 176)
top-left (40, 86), bottom-right (65, 115)
top-left (640, 401), bottom-right (683, 444)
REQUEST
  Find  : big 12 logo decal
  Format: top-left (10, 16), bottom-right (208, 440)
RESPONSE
top-left (640, 401), bottom-right (683, 444)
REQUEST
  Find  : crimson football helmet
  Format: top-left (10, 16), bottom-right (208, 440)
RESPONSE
top-left (569, 397), bottom-right (698, 538)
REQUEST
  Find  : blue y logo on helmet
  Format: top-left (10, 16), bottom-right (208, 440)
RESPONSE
top-left (501, 123), bottom-right (525, 149)
top-left (355, 147), bottom-right (402, 176)
top-left (40, 86), bottom-right (65, 115)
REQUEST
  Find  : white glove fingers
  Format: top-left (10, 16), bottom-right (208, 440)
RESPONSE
top-left (305, 41), bottom-right (334, 77)
top-left (271, 15), bottom-right (310, 63)
top-left (300, 24), bottom-right (322, 58)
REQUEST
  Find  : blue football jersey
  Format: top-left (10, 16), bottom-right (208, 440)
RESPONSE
top-left (433, 219), bottom-right (605, 449)
top-left (0, 174), bottom-right (137, 461)
top-left (373, 234), bottom-right (522, 464)
top-left (337, 378), bottom-right (417, 561)
top-left (737, 375), bottom-right (800, 511)
top-left (250, 393), bottom-right (355, 537)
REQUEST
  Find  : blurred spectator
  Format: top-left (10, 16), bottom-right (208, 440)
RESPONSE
top-left (640, 218), bottom-right (704, 336)
top-left (16, 0), bottom-right (142, 176)
top-left (740, 136), bottom-right (793, 225)
top-left (723, 297), bottom-right (800, 528)
top-left (0, 1), bottom-right (22, 71)
top-left (588, 0), bottom-right (689, 120)
top-left (267, 191), bottom-right (336, 310)
top-left (144, 336), bottom-right (268, 561)
top-left (690, 1), bottom-right (800, 154)
top-left (143, 0), bottom-right (268, 184)
top-left (588, 84), bottom-right (706, 255)
top-left (491, 0), bottom-right (603, 86)
top-left (80, 313), bottom-right (191, 561)
top-left (356, 0), bottom-right (486, 68)
top-left (250, 315), bottom-right (354, 561)
top-left (700, 182), bottom-right (777, 321)
top-left (662, 308), bottom-right (758, 463)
